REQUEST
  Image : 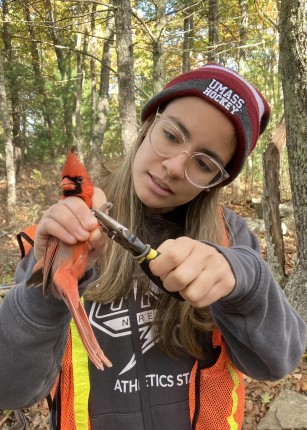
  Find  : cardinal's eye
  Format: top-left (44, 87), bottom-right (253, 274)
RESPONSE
top-left (75, 176), bottom-right (83, 184)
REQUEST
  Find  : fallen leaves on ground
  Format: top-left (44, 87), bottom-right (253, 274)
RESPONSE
top-left (0, 401), bottom-right (49, 430)
top-left (243, 356), bottom-right (307, 429)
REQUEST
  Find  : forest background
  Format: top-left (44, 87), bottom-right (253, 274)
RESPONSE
top-left (1, 0), bottom-right (306, 315)
top-left (0, 0), bottom-right (306, 428)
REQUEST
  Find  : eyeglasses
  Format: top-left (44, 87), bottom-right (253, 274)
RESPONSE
top-left (149, 113), bottom-right (230, 189)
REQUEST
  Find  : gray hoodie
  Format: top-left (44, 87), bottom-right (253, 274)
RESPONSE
top-left (0, 209), bottom-right (306, 430)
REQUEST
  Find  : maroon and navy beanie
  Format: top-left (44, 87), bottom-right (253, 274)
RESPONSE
top-left (141, 63), bottom-right (270, 185)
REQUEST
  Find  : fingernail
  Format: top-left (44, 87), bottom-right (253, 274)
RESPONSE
top-left (85, 214), bottom-right (98, 228)
top-left (77, 226), bottom-right (90, 240)
top-left (66, 234), bottom-right (77, 244)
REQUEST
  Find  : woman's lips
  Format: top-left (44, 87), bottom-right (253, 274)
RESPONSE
top-left (147, 173), bottom-right (174, 196)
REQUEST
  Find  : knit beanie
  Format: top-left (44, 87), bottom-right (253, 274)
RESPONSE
top-left (141, 63), bottom-right (270, 185)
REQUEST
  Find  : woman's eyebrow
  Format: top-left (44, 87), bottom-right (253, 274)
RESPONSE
top-left (201, 149), bottom-right (225, 165)
top-left (167, 115), bottom-right (225, 165)
top-left (168, 115), bottom-right (191, 140)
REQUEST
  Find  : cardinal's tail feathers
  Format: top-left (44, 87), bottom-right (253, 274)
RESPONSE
top-left (64, 294), bottom-right (113, 370)
top-left (53, 268), bottom-right (112, 370)
top-left (28, 237), bottom-right (61, 298)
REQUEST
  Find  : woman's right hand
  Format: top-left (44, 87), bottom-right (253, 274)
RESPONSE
top-left (34, 187), bottom-right (108, 270)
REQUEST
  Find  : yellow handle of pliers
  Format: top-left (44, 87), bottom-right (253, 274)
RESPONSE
top-left (137, 248), bottom-right (184, 301)
top-left (137, 248), bottom-right (159, 264)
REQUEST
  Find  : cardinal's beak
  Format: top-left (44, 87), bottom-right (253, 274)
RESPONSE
top-left (60, 177), bottom-right (76, 191)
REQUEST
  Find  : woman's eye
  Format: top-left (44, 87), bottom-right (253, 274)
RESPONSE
top-left (195, 157), bottom-right (212, 172)
top-left (164, 129), bottom-right (181, 144)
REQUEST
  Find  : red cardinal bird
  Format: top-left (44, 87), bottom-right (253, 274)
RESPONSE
top-left (31, 151), bottom-right (112, 370)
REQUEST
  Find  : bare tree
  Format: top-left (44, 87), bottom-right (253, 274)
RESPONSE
top-left (73, 1), bottom-right (88, 162)
top-left (0, 52), bottom-right (16, 221)
top-left (262, 118), bottom-right (286, 283)
top-left (238, 0), bottom-right (248, 75)
top-left (113, 0), bottom-right (137, 152)
top-left (23, 0), bottom-right (52, 145)
top-left (89, 5), bottom-right (115, 181)
top-left (2, 0), bottom-right (22, 177)
top-left (132, 2), bottom-right (166, 93)
top-left (279, 0), bottom-right (307, 322)
top-left (229, 0), bottom-right (249, 202)
top-left (45, 0), bottom-right (74, 145)
top-left (208, 0), bottom-right (219, 62)
top-left (91, 7), bottom-right (115, 152)
top-left (152, 0), bottom-right (166, 93)
top-left (89, 2), bottom-right (98, 151)
top-left (182, 2), bottom-right (195, 73)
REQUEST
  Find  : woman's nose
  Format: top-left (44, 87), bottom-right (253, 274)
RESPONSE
top-left (162, 152), bottom-right (189, 179)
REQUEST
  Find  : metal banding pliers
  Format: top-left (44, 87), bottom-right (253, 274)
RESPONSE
top-left (92, 208), bottom-right (183, 301)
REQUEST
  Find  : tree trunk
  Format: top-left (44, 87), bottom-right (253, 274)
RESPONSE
top-left (228, 0), bottom-right (248, 201)
top-left (45, 0), bottom-right (73, 145)
top-left (74, 2), bottom-right (86, 162)
top-left (182, 2), bottom-right (195, 73)
top-left (262, 118), bottom-right (286, 284)
top-left (152, 0), bottom-right (166, 93)
top-left (279, 0), bottom-right (307, 322)
top-left (89, 6), bottom-right (115, 182)
top-left (89, 3), bottom-right (97, 151)
top-left (45, 0), bottom-right (66, 78)
top-left (0, 52), bottom-right (16, 222)
top-left (3, 0), bottom-right (22, 178)
top-left (23, 1), bottom-right (52, 144)
top-left (238, 0), bottom-right (248, 75)
top-left (113, 0), bottom-right (137, 152)
top-left (182, 11), bottom-right (190, 73)
top-left (208, 0), bottom-right (219, 62)
top-left (92, 6), bottom-right (115, 151)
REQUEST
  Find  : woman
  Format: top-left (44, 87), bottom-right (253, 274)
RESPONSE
top-left (0, 63), bottom-right (306, 430)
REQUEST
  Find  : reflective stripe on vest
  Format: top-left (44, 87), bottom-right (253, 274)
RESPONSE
top-left (226, 362), bottom-right (241, 430)
top-left (189, 330), bottom-right (245, 430)
top-left (71, 319), bottom-right (91, 430)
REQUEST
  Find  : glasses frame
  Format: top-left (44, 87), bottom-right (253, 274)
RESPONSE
top-left (149, 112), bottom-right (230, 189)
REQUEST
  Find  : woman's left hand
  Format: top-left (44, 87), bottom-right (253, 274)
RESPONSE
top-left (149, 237), bottom-right (235, 308)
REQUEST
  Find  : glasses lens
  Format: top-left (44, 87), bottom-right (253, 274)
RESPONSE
top-left (149, 115), bottom-right (229, 188)
top-left (149, 118), bottom-right (185, 157)
top-left (185, 154), bottom-right (226, 188)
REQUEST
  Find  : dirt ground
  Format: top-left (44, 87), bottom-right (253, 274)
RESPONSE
top-left (0, 164), bottom-right (306, 429)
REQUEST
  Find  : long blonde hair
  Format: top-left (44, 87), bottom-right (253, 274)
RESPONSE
top-left (86, 116), bottom-right (229, 359)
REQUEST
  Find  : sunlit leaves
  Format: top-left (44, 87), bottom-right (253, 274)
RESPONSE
top-left (0, 0), bottom-right (281, 169)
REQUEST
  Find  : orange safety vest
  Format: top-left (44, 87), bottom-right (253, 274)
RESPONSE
top-left (189, 330), bottom-right (245, 430)
top-left (17, 212), bottom-right (245, 430)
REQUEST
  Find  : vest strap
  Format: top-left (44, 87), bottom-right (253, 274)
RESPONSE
top-left (127, 291), bottom-right (153, 430)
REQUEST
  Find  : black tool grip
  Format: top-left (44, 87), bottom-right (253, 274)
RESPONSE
top-left (139, 258), bottom-right (184, 301)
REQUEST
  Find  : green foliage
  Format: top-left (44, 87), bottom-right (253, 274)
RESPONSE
top-left (261, 392), bottom-right (273, 404)
top-left (0, 0), bottom-right (283, 188)
top-left (103, 96), bottom-right (125, 158)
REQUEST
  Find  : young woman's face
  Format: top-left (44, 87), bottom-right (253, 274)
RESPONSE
top-left (132, 96), bottom-right (237, 213)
